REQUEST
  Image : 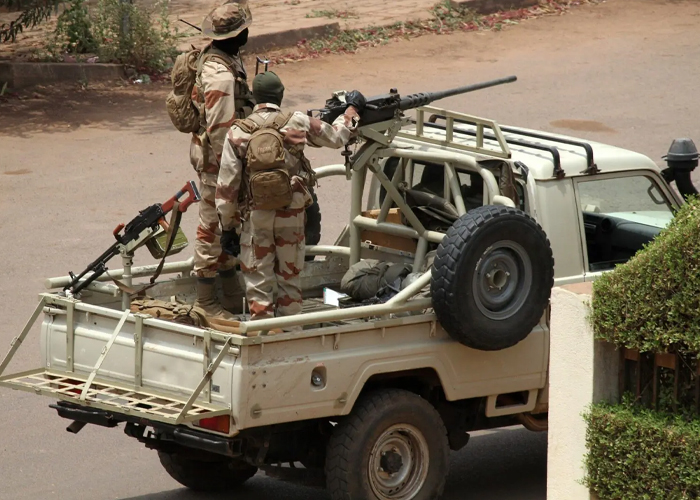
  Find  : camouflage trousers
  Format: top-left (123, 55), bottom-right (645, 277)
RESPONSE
top-left (240, 207), bottom-right (306, 320)
top-left (194, 179), bottom-right (237, 278)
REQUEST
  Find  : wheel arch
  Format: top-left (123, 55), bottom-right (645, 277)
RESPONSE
top-left (339, 361), bottom-right (453, 417)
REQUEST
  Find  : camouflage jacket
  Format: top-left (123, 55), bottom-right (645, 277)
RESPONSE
top-left (216, 103), bottom-right (360, 230)
top-left (189, 48), bottom-right (253, 187)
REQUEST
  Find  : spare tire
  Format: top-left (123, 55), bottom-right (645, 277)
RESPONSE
top-left (431, 205), bottom-right (554, 351)
top-left (305, 189), bottom-right (322, 261)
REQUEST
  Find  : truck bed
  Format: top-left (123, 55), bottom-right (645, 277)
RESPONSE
top-left (0, 256), bottom-right (548, 438)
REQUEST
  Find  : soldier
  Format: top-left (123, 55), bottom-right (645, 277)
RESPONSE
top-left (216, 72), bottom-right (366, 323)
top-left (190, 0), bottom-right (255, 320)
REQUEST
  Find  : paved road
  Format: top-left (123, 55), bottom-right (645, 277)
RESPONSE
top-left (2, 0), bottom-right (700, 498)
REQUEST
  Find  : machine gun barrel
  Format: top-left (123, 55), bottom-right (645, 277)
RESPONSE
top-left (399, 75), bottom-right (517, 110)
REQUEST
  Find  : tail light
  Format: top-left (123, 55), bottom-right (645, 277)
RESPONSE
top-left (193, 415), bottom-right (231, 434)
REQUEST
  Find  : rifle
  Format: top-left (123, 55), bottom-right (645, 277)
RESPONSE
top-left (309, 75), bottom-right (517, 126)
top-left (65, 181), bottom-right (201, 296)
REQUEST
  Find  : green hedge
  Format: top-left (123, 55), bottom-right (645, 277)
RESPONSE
top-left (585, 402), bottom-right (700, 500)
top-left (591, 197), bottom-right (700, 354)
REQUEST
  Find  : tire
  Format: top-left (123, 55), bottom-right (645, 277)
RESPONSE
top-left (158, 451), bottom-right (258, 492)
top-left (325, 389), bottom-right (449, 500)
top-left (305, 189), bottom-right (322, 262)
top-left (431, 205), bottom-right (554, 351)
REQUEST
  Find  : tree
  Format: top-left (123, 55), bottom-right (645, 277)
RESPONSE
top-left (1, 0), bottom-right (64, 42)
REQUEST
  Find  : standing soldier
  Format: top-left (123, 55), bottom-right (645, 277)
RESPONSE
top-left (191, 0), bottom-right (255, 320)
top-left (216, 72), bottom-right (366, 323)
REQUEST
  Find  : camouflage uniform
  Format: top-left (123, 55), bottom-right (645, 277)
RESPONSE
top-left (216, 104), bottom-right (359, 320)
top-left (190, 49), bottom-right (253, 278)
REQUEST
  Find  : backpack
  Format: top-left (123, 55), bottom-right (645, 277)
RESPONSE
top-left (165, 46), bottom-right (254, 134)
top-left (236, 111), bottom-right (294, 211)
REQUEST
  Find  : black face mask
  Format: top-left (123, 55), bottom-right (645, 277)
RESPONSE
top-left (212, 28), bottom-right (249, 55)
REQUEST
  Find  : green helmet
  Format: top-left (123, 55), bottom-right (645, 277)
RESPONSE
top-left (253, 71), bottom-right (285, 106)
top-left (201, 0), bottom-right (252, 40)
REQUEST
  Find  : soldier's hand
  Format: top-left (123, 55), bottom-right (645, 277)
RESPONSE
top-left (345, 90), bottom-right (366, 113)
top-left (221, 229), bottom-right (241, 256)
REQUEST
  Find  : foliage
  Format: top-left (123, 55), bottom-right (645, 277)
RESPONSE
top-left (51, 0), bottom-right (95, 53)
top-left (90, 0), bottom-right (177, 70)
top-left (305, 8), bottom-right (358, 20)
top-left (0, 0), bottom-right (64, 42)
top-left (591, 197), bottom-right (700, 354)
top-left (584, 401), bottom-right (700, 500)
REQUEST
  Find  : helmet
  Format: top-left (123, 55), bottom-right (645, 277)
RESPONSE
top-left (201, 0), bottom-right (252, 40)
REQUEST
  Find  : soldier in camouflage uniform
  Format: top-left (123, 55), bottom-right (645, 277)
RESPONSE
top-left (190, 0), bottom-right (255, 320)
top-left (216, 72), bottom-right (366, 323)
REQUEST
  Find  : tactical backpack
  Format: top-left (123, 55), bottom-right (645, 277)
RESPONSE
top-left (236, 111), bottom-right (294, 210)
top-left (166, 46), bottom-right (254, 134)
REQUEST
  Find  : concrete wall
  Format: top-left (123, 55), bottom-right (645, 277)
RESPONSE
top-left (547, 283), bottom-right (619, 500)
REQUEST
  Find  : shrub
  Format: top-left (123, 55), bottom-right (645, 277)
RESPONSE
top-left (91, 0), bottom-right (177, 70)
top-left (585, 402), bottom-right (700, 500)
top-left (46, 0), bottom-right (97, 58)
top-left (591, 197), bottom-right (700, 354)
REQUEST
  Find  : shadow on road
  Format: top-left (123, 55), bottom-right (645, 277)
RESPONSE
top-left (0, 83), bottom-right (172, 138)
top-left (120, 427), bottom-right (547, 500)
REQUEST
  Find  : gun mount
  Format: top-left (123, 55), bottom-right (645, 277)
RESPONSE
top-left (309, 75), bottom-right (517, 127)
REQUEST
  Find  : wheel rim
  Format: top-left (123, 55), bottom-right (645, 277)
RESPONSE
top-left (472, 240), bottom-right (533, 321)
top-left (368, 424), bottom-right (430, 500)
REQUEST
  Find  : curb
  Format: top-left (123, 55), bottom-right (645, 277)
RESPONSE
top-left (0, 62), bottom-right (125, 90)
top-left (244, 22), bottom-right (340, 55)
top-left (452, 0), bottom-right (539, 14)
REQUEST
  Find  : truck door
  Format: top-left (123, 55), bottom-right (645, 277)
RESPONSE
top-left (573, 172), bottom-right (678, 281)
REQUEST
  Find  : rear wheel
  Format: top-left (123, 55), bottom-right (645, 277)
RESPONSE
top-left (325, 389), bottom-right (449, 500)
top-left (158, 451), bottom-right (258, 492)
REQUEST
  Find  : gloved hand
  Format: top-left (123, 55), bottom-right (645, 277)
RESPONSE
top-left (220, 228), bottom-right (241, 256)
top-left (345, 90), bottom-right (366, 113)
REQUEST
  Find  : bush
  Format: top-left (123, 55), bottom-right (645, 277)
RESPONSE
top-left (91, 0), bottom-right (177, 70)
top-left (48, 0), bottom-right (96, 54)
top-left (39, 0), bottom-right (177, 70)
top-left (591, 197), bottom-right (700, 354)
top-left (585, 402), bottom-right (700, 500)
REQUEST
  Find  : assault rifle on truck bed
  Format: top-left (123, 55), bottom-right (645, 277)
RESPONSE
top-left (64, 181), bottom-right (201, 296)
top-left (309, 75), bottom-right (517, 126)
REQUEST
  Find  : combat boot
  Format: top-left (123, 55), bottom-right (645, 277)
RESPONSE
top-left (194, 278), bottom-right (238, 321)
top-left (219, 268), bottom-right (246, 314)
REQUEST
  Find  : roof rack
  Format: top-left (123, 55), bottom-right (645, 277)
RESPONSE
top-left (428, 114), bottom-right (600, 176)
top-left (397, 106), bottom-right (512, 160)
top-left (421, 119), bottom-right (566, 178)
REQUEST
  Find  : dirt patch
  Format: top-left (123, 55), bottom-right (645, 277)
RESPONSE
top-left (550, 119), bottom-right (617, 133)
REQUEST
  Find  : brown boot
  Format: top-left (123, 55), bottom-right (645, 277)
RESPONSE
top-left (219, 268), bottom-right (246, 315)
top-left (194, 278), bottom-right (238, 321)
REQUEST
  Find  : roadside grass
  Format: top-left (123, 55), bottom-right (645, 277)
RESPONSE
top-left (305, 8), bottom-right (359, 20)
top-left (269, 0), bottom-right (602, 64)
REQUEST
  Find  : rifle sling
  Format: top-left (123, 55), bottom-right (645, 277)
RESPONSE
top-left (107, 202), bottom-right (182, 298)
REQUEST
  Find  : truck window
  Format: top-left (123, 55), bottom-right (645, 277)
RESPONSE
top-left (577, 175), bottom-right (673, 272)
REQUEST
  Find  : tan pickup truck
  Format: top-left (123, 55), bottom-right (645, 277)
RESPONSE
top-left (1, 80), bottom-right (695, 499)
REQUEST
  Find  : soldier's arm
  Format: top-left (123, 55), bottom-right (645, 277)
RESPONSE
top-left (216, 129), bottom-right (246, 231)
top-left (283, 107), bottom-right (360, 149)
top-left (201, 60), bottom-right (237, 163)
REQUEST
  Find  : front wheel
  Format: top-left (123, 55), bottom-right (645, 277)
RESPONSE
top-left (158, 451), bottom-right (258, 492)
top-left (325, 389), bottom-right (449, 500)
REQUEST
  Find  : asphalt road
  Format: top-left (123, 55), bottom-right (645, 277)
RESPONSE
top-left (2, 0), bottom-right (700, 498)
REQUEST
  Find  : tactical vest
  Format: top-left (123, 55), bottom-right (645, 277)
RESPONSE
top-left (195, 45), bottom-right (255, 126)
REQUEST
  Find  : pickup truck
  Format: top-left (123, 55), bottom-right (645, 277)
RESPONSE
top-left (1, 88), bottom-right (696, 499)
